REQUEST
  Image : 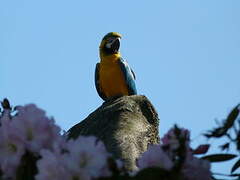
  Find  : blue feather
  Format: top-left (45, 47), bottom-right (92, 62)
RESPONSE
top-left (118, 58), bottom-right (137, 95)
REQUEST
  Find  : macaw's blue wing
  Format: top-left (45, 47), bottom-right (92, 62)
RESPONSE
top-left (95, 63), bottom-right (107, 101)
top-left (118, 58), bottom-right (137, 95)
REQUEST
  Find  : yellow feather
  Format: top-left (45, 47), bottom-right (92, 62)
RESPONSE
top-left (99, 53), bottom-right (129, 98)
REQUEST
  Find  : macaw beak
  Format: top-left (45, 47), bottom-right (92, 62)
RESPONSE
top-left (105, 37), bottom-right (120, 53)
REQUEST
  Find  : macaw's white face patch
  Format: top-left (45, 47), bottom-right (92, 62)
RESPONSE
top-left (106, 37), bottom-right (120, 49)
top-left (106, 42), bottom-right (112, 49)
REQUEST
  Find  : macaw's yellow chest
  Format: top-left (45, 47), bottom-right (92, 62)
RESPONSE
top-left (99, 58), bottom-right (129, 98)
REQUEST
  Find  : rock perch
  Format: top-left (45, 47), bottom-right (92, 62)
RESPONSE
top-left (67, 95), bottom-right (160, 171)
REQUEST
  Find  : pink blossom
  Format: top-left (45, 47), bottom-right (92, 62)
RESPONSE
top-left (11, 104), bottom-right (62, 153)
top-left (65, 136), bottom-right (111, 178)
top-left (137, 144), bottom-right (173, 170)
top-left (0, 109), bottom-right (25, 178)
top-left (182, 152), bottom-right (211, 180)
top-left (36, 136), bottom-right (112, 180)
top-left (36, 149), bottom-right (73, 180)
top-left (0, 104), bottom-right (62, 178)
top-left (162, 127), bottom-right (190, 150)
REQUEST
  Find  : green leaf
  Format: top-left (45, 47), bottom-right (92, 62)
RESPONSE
top-left (201, 154), bottom-right (237, 163)
top-left (204, 104), bottom-right (240, 138)
top-left (1, 98), bottom-right (11, 110)
top-left (224, 104), bottom-right (240, 129)
top-left (219, 143), bottom-right (230, 151)
top-left (231, 159), bottom-right (240, 173)
top-left (229, 173), bottom-right (240, 177)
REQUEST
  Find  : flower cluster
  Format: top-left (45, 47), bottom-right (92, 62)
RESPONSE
top-left (0, 99), bottom-right (216, 180)
top-left (137, 127), bottom-right (212, 180)
top-left (0, 104), bottom-right (62, 178)
top-left (36, 136), bottom-right (112, 180)
top-left (0, 100), bottom-right (118, 180)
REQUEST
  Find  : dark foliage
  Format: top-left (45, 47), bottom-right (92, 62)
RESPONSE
top-left (204, 104), bottom-right (240, 179)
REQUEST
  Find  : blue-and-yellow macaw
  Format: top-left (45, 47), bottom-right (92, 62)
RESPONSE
top-left (95, 32), bottom-right (137, 101)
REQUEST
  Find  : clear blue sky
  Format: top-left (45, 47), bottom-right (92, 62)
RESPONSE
top-left (1, 0), bottom-right (240, 175)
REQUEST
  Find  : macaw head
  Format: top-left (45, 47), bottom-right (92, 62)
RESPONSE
top-left (99, 32), bottom-right (122, 55)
